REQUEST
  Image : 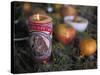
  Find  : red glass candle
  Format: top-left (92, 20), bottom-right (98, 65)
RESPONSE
top-left (28, 14), bottom-right (52, 62)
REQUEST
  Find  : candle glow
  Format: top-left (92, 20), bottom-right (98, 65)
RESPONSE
top-left (36, 14), bottom-right (40, 21)
top-left (33, 14), bottom-right (40, 21)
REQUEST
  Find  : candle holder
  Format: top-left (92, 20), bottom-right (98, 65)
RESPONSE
top-left (28, 14), bottom-right (53, 62)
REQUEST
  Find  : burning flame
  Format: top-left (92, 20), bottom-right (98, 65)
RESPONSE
top-left (36, 14), bottom-right (40, 21)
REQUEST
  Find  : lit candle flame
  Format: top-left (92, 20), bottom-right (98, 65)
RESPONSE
top-left (36, 14), bottom-right (40, 21)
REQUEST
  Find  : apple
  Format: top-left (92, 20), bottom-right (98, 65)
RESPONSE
top-left (54, 24), bottom-right (76, 45)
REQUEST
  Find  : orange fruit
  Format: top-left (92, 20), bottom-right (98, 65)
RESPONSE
top-left (23, 3), bottom-right (32, 13)
top-left (79, 38), bottom-right (97, 56)
top-left (62, 5), bottom-right (77, 17)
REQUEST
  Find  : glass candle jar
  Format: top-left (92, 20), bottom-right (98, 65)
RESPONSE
top-left (28, 14), bottom-right (53, 62)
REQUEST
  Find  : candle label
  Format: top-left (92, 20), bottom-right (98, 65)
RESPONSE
top-left (29, 22), bottom-right (52, 34)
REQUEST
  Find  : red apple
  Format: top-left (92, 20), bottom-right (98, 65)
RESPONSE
top-left (54, 24), bottom-right (76, 45)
